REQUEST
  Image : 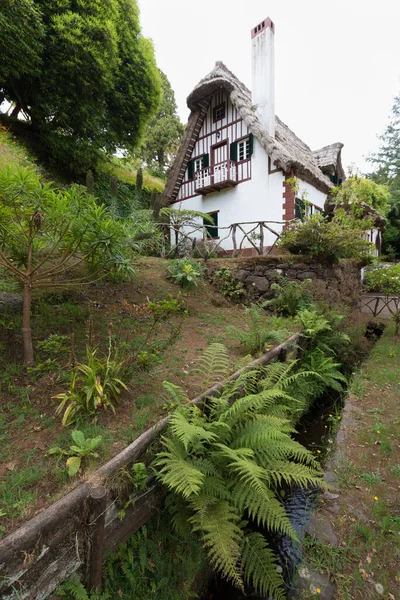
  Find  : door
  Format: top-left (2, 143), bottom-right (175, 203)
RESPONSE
top-left (212, 142), bottom-right (228, 183)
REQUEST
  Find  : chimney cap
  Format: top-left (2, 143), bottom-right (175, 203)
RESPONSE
top-left (251, 17), bottom-right (274, 39)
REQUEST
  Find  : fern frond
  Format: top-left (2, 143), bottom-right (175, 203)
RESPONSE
top-left (256, 438), bottom-right (320, 468)
top-left (231, 482), bottom-right (296, 539)
top-left (169, 410), bottom-right (217, 451)
top-left (155, 438), bottom-right (205, 499)
top-left (265, 461), bottom-right (325, 489)
top-left (221, 389), bottom-right (295, 425)
top-left (194, 342), bottom-right (231, 389)
top-left (231, 416), bottom-right (295, 449)
top-left (241, 532), bottom-right (286, 600)
top-left (189, 499), bottom-right (244, 590)
top-left (162, 380), bottom-right (190, 406)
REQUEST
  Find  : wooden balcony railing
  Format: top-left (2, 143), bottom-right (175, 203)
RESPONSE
top-left (194, 160), bottom-right (237, 194)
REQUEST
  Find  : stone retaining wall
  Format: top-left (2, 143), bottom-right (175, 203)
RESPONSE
top-left (210, 256), bottom-right (363, 306)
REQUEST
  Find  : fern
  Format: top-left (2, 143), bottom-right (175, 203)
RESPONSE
top-left (227, 305), bottom-right (288, 355)
top-left (241, 532), bottom-right (287, 600)
top-left (189, 499), bottom-right (244, 590)
top-left (193, 342), bottom-right (231, 389)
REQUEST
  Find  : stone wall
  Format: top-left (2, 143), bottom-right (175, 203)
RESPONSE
top-left (209, 256), bottom-right (363, 306)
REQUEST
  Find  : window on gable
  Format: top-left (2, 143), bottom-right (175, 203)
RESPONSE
top-left (238, 138), bottom-right (250, 161)
top-left (194, 157), bottom-right (204, 172)
top-left (230, 134), bottom-right (253, 162)
top-left (204, 212), bottom-right (218, 239)
top-left (213, 103), bottom-right (226, 122)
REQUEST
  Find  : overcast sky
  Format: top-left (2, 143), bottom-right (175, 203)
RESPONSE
top-left (138, 0), bottom-right (400, 174)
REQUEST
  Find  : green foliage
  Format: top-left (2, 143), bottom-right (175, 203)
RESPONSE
top-left (227, 305), bottom-right (289, 355)
top-left (154, 345), bottom-right (325, 597)
top-left (278, 212), bottom-right (375, 263)
top-left (0, 0), bottom-right (44, 85)
top-left (1, 0), bottom-right (161, 176)
top-left (331, 176), bottom-right (390, 215)
top-left (364, 264), bottom-right (400, 293)
top-left (211, 267), bottom-right (246, 299)
top-left (265, 278), bottom-right (313, 316)
top-left (167, 259), bottom-right (204, 290)
top-left (0, 166), bottom-right (135, 364)
top-left (37, 334), bottom-right (69, 356)
top-left (47, 430), bottom-right (102, 476)
top-left (57, 509), bottom-right (206, 600)
top-left (134, 70), bottom-right (184, 174)
top-left (160, 207), bottom-right (214, 256)
top-left (54, 344), bottom-right (127, 427)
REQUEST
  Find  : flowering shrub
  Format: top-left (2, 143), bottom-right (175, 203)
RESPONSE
top-left (364, 264), bottom-right (400, 294)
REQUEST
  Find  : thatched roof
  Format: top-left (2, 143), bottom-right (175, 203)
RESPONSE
top-left (313, 143), bottom-right (345, 180)
top-left (163, 61), bottom-right (342, 204)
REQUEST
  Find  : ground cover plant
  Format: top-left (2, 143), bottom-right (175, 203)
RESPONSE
top-left (300, 320), bottom-right (400, 599)
top-left (0, 257), bottom-right (260, 537)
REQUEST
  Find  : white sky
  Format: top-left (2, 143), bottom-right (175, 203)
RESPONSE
top-left (138, 0), bottom-right (400, 174)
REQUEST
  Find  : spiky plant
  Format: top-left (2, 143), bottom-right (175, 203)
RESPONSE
top-left (154, 344), bottom-right (325, 598)
top-left (227, 305), bottom-right (289, 355)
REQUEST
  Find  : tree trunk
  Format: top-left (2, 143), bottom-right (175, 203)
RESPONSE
top-left (22, 280), bottom-right (34, 366)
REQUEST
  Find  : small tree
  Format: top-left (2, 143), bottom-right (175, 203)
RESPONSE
top-left (0, 167), bottom-right (133, 365)
top-left (160, 207), bottom-right (214, 257)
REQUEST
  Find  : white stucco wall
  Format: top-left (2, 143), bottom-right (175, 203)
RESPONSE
top-left (297, 179), bottom-right (327, 210)
top-left (178, 137), bottom-right (285, 251)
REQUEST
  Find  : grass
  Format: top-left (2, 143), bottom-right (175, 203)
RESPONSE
top-left (301, 322), bottom-right (400, 599)
top-left (0, 257), bottom-right (269, 537)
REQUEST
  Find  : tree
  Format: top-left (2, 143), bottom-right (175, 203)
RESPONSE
top-left (0, 0), bottom-right (161, 175)
top-left (0, 167), bottom-right (133, 365)
top-left (367, 92), bottom-right (400, 254)
top-left (0, 0), bottom-right (44, 107)
top-left (137, 71), bottom-right (184, 175)
top-left (330, 176), bottom-right (390, 215)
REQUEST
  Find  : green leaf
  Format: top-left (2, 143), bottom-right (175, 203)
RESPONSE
top-left (66, 456), bottom-right (81, 477)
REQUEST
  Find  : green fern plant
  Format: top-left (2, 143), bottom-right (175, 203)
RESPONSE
top-left (227, 305), bottom-right (289, 355)
top-left (264, 278), bottom-right (313, 316)
top-left (154, 344), bottom-right (325, 598)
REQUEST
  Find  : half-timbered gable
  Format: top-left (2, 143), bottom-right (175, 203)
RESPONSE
top-left (176, 91), bottom-right (253, 202)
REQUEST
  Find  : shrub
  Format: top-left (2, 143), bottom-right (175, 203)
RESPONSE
top-left (167, 259), bottom-right (204, 290)
top-left (364, 264), bottom-right (400, 293)
top-left (211, 267), bottom-right (246, 300)
top-left (278, 212), bottom-right (375, 263)
top-left (264, 278), bottom-right (312, 316)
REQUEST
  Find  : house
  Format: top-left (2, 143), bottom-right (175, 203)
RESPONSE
top-left (161, 17), bottom-right (345, 254)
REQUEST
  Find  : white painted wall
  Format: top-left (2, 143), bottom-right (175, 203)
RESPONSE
top-left (179, 137), bottom-right (285, 250)
top-left (297, 178), bottom-right (327, 210)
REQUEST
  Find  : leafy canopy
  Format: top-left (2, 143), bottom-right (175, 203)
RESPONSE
top-left (135, 70), bottom-right (184, 175)
top-left (0, 0), bottom-right (161, 175)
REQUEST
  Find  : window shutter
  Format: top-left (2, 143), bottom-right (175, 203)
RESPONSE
top-left (295, 198), bottom-right (305, 220)
top-left (248, 133), bottom-right (254, 156)
top-left (187, 159), bottom-right (194, 180)
top-left (202, 153), bottom-right (210, 168)
top-left (230, 142), bottom-right (237, 162)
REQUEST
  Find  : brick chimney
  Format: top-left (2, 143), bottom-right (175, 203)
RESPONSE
top-left (251, 17), bottom-right (275, 137)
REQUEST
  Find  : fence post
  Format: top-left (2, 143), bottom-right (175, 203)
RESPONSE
top-left (259, 223), bottom-right (264, 255)
top-left (88, 486), bottom-right (107, 593)
top-left (232, 225), bottom-right (237, 256)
